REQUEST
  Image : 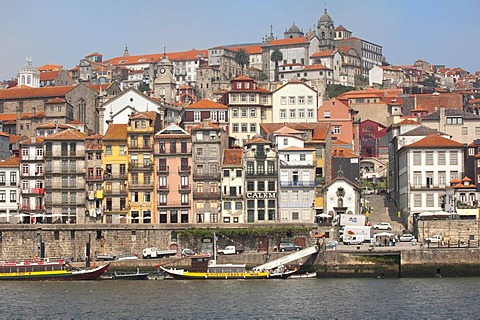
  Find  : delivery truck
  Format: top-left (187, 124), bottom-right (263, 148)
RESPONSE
top-left (342, 226), bottom-right (372, 243)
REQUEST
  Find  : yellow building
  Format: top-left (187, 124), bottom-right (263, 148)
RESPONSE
top-left (102, 124), bottom-right (128, 223)
top-left (127, 111), bottom-right (162, 223)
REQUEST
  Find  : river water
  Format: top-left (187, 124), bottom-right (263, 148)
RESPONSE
top-left (1, 277), bottom-right (478, 319)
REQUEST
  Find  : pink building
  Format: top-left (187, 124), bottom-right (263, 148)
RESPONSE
top-left (359, 119), bottom-right (388, 158)
top-left (154, 123), bottom-right (192, 224)
top-left (317, 98), bottom-right (358, 151)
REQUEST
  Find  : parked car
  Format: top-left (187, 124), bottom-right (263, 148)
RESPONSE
top-left (325, 240), bottom-right (338, 250)
top-left (399, 234), bottom-right (415, 242)
top-left (425, 235), bottom-right (442, 244)
top-left (373, 222), bottom-right (392, 230)
top-left (362, 187), bottom-right (375, 195)
top-left (276, 243), bottom-right (302, 252)
top-left (181, 248), bottom-right (196, 257)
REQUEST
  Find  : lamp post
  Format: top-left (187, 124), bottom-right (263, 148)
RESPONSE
top-left (86, 231), bottom-right (91, 268)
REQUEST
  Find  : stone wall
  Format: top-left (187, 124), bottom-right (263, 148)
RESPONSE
top-left (416, 219), bottom-right (480, 244)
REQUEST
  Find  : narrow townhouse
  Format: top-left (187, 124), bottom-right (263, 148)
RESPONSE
top-left (85, 134), bottom-right (103, 223)
top-left (0, 156), bottom-right (20, 223)
top-left (221, 148), bottom-right (245, 223)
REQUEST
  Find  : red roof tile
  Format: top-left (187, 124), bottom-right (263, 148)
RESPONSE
top-left (46, 97), bottom-right (65, 104)
top-left (223, 148), bottom-right (242, 166)
top-left (270, 37), bottom-right (307, 46)
top-left (185, 99), bottom-right (227, 110)
top-left (0, 156), bottom-right (20, 167)
top-left (0, 85), bottom-right (73, 99)
top-left (44, 129), bottom-right (87, 141)
top-left (310, 50), bottom-right (335, 58)
top-left (103, 124), bottom-right (127, 140)
top-left (40, 71), bottom-right (59, 81)
top-left (407, 134), bottom-right (463, 148)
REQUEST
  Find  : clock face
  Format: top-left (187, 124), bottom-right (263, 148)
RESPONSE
top-left (320, 25), bottom-right (325, 30)
top-left (160, 68), bottom-right (166, 74)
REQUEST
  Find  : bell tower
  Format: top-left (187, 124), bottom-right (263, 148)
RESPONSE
top-left (317, 9), bottom-right (335, 51)
top-left (153, 45), bottom-right (176, 104)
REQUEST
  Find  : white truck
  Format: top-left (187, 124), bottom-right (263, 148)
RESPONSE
top-left (342, 226), bottom-right (372, 244)
top-left (339, 214), bottom-right (366, 227)
top-left (142, 247), bottom-right (177, 259)
top-left (216, 245), bottom-right (244, 255)
top-left (343, 235), bottom-right (365, 245)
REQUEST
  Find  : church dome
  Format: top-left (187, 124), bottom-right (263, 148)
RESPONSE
top-left (287, 22), bottom-right (301, 33)
top-left (319, 9), bottom-right (333, 23)
top-left (19, 58), bottom-right (39, 74)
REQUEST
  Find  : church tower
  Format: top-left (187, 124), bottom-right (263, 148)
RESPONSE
top-left (17, 58), bottom-right (40, 88)
top-left (153, 52), bottom-right (176, 104)
top-left (317, 9), bottom-right (335, 51)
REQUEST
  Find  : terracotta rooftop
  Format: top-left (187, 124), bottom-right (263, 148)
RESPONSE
top-left (310, 50), bottom-right (335, 58)
top-left (303, 64), bottom-right (328, 71)
top-left (192, 121), bottom-right (220, 130)
top-left (0, 156), bottom-right (20, 168)
top-left (260, 123), bottom-right (329, 140)
top-left (105, 49), bottom-right (208, 65)
top-left (332, 147), bottom-right (357, 158)
top-left (422, 108), bottom-right (480, 121)
top-left (270, 37), bottom-right (307, 46)
top-left (273, 126), bottom-right (304, 135)
top-left (20, 136), bottom-right (44, 145)
top-left (0, 85), bottom-right (73, 99)
top-left (40, 71), bottom-right (59, 81)
top-left (185, 99), bottom-right (227, 110)
top-left (44, 129), bottom-right (88, 141)
top-left (67, 120), bottom-right (84, 125)
top-left (104, 124), bottom-right (127, 140)
top-left (9, 135), bottom-right (25, 144)
top-left (46, 97), bottom-right (66, 104)
top-left (399, 126), bottom-right (441, 137)
top-left (406, 134), bottom-right (463, 148)
top-left (223, 148), bottom-right (243, 166)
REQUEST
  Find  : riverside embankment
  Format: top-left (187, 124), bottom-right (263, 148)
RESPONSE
top-left (1, 224), bottom-right (479, 277)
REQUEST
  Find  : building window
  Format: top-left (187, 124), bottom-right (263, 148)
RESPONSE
top-left (333, 126), bottom-right (340, 134)
top-left (298, 96), bottom-right (305, 104)
top-left (413, 152), bottom-right (421, 166)
top-left (475, 127), bottom-right (480, 135)
top-left (106, 146), bottom-right (112, 155)
top-left (250, 123), bottom-right (256, 133)
top-left (307, 96), bottom-right (313, 104)
top-left (290, 109), bottom-right (296, 118)
top-left (280, 109), bottom-right (286, 119)
top-left (249, 94), bottom-right (255, 103)
top-left (450, 151), bottom-right (458, 165)
top-left (241, 123), bottom-right (248, 132)
top-left (462, 127), bottom-right (468, 135)
top-left (413, 172), bottom-right (422, 186)
top-left (426, 194), bottom-right (434, 207)
top-left (307, 109), bottom-right (314, 118)
top-left (232, 123), bottom-right (239, 133)
top-left (288, 96), bottom-right (295, 104)
top-left (194, 111), bottom-right (201, 122)
top-left (425, 152), bottom-right (433, 165)
top-left (438, 152), bottom-right (446, 165)
top-left (241, 94), bottom-right (247, 102)
top-left (414, 194), bottom-right (422, 207)
top-left (218, 112), bottom-right (225, 121)
top-left (250, 108), bottom-right (256, 118)
top-left (232, 109), bottom-right (238, 118)
top-left (280, 96), bottom-right (287, 105)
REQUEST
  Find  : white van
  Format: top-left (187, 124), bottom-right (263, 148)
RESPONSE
top-left (343, 235), bottom-right (365, 245)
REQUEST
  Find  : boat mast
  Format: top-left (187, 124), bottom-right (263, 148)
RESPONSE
top-left (213, 231), bottom-right (217, 262)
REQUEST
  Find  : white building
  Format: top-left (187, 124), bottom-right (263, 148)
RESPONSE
top-left (397, 134), bottom-right (465, 229)
top-left (271, 80), bottom-right (318, 123)
top-left (0, 156), bottom-right (20, 223)
top-left (274, 127), bottom-right (316, 223)
top-left (324, 173), bottom-right (362, 218)
top-left (221, 148), bottom-right (245, 223)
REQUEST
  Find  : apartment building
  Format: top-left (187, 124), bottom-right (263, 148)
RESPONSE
top-left (44, 129), bottom-right (87, 223)
top-left (191, 121), bottom-right (228, 223)
top-left (102, 124), bottom-right (128, 223)
top-left (221, 148), bottom-right (245, 223)
top-left (271, 80), bottom-right (318, 123)
top-left (0, 156), bottom-right (20, 223)
top-left (19, 137), bottom-right (44, 223)
top-left (155, 123), bottom-right (192, 224)
top-left (85, 134), bottom-right (103, 223)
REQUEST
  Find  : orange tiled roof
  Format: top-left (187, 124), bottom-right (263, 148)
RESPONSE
top-left (223, 149), bottom-right (242, 166)
top-left (40, 71), bottom-right (59, 81)
top-left (260, 123), bottom-right (329, 141)
top-left (270, 37), bottom-right (307, 46)
top-left (397, 119), bottom-right (418, 125)
top-left (233, 75), bottom-right (254, 81)
top-left (192, 121), bottom-right (220, 130)
top-left (129, 111), bottom-right (157, 122)
top-left (35, 123), bottom-right (70, 130)
top-left (246, 137), bottom-right (270, 144)
top-left (85, 52), bottom-right (102, 57)
top-left (46, 97), bottom-right (65, 104)
top-left (103, 124), bottom-right (127, 140)
top-left (37, 64), bottom-right (62, 72)
top-left (105, 49), bottom-right (208, 65)
top-left (281, 146), bottom-right (315, 151)
top-left (20, 136), bottom-right (44, 145)
top-left (332, 147), bottom-right (357, 158)
top-left (310, 50), bottom-right (335, 58)
top-left (227, 44), bottom-right (262, 55)
top-left (303, 64), bottom-right (328, 71)
top-left (0, 156), bottom-right (20, 167)
top-left (67, 120), bottom-right (84, 125)
top-left (185, 99), bottom-right (227, 110)
top-left (9, 135), bottom-right (26, 144)
top-left (0, 85), bottom-right (74, 99)
top-left (44, 129), bottom-right (87, 141)
top-left (407, 134), bottom-right (463, 148)
top-left (273, 126), bottom-right (304, 135)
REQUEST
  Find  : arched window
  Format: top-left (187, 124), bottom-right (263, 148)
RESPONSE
top-left (21, 75), bottom-right (26, 85)
top-left (27, 75), bottom-right (31, 85)
top-left (78, 99), bottom-right (86, 124)
top-left (321, 32), bottom-right (325, 39)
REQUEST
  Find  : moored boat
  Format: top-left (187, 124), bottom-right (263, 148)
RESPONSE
top-left (289, 272), bottom-right (317, 279)
top-left (0, 258), bottom-right (110, 281)
top-left (112, 268), bottom-right (149, 280)
top-left (159, 254), bottom-right (272, 280)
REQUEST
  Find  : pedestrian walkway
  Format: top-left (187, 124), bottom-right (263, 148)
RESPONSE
top-left (365, 193), bottom-right (406, 232)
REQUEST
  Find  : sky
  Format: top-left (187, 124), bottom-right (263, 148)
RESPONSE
top-left (1, 0), bottom-right (479, 81)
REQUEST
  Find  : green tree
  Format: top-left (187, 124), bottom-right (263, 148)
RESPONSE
top-left (420, 75), bottom-right (439, 88)
top-left (234, 48), bottom-right (250, 75)
top-left (325, 84), bottom-right (356, 99)
top-left (137, 81), bottom-right (150, 93)
top-left (270, 48), bottom-right (283, 82)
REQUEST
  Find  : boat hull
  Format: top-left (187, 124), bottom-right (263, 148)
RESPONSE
top-left (0, 263), bottom-right (110, 281)
top-left (160, 266), bottom-right (271, 280)
top-left (113, 272), bottom-right (149, 280)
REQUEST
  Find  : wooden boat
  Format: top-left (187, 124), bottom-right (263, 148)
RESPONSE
top-left (289, 272), bottom-right (317, 279)
top-left (112, 268), bottom-right (149, 280)
top-left (0, 258), bottom-right (110, 281)
top-left (159, 254), bottom-right (273, 280)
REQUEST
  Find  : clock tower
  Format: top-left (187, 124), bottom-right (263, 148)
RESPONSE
top-left (317, 8), bottom-right (335, 51)
top-left (153, 53), bottom-right (176, 104)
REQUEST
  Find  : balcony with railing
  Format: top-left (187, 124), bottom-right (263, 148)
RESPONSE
top-left (245, 171), bottom-right (277, 178)
top-left (222, 193), bottom-right (243, 199)
top-left (19, 204), bottom-right (45, 211)
top-left (178, 184), bottom-right (191, 192)
top-left (410, 184), bottom-right (446, 190)
top-left (22, 155), bottom-right (44, 161)
top-left (86, 175), bottom-right (103, 181)
top-left (103, 173), bottom-right (127, 180)
top-left (279, 181), bottom-right (316, 188)
top-left (193, 171), bottom-right (221, 180)
top-left (157, 165), bottom-right (169, 174)
top-left (157, 201), bottom-right (190, 208)
top-left (193, 190), bottom-right (221, 199)
top-left (129, 182), bottom-right (154, 190)
top-left (129, 162), bottom-right (153, 171)
top-left (178, 165), bottom-right (191, 174)
top-left (21, 188), bottom-right (45, 195)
